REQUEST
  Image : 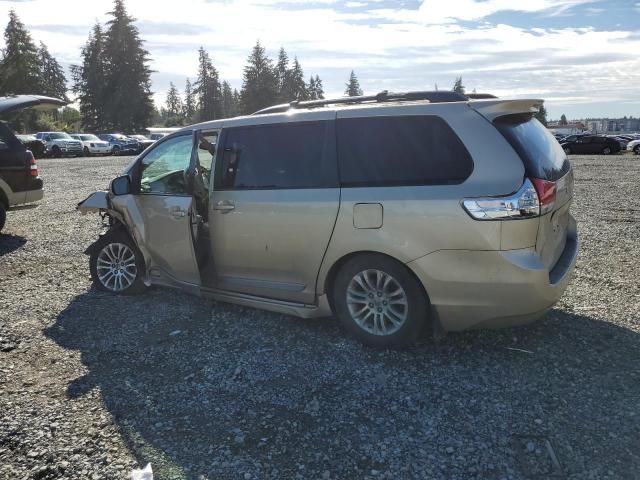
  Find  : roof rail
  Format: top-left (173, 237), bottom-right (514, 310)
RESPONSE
top-left (251, 90), bottom-right (471, 115)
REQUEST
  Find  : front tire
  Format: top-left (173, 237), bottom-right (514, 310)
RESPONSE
top-left (51, 146), bottom-right (61, 158)
top-left (332, 254), bottom-right (428, 348)
top-left (89, 232), bottom-right (146, 294)
top-left (563, 146), bottom-right (572, 155)
top-left (112, 145), bottom-right (120, 156)
top-left (634, 145), bottom-right (640, 155)
top-left (602, 147), bottom-right (611, 155)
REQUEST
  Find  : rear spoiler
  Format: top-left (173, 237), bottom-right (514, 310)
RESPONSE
top-left (470, 99), bottom-right (544, 122)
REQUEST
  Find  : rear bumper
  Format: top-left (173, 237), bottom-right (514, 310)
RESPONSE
top-left (24, 187), bottom-right (44, 203)
top-left (407, 218), bottom-right (579, 331)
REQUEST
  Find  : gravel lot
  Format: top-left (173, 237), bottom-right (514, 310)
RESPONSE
top-left (1, 154), bottom-right (639, 480)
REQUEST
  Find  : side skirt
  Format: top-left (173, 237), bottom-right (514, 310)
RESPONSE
top-left (200, 286), bottom-right (333, 319)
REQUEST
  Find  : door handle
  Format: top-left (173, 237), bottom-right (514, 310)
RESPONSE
top-left (214, 201), bottom-right (235, 212)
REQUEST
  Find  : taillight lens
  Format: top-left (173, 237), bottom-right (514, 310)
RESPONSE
top-left (27, 152), bottom-right (38, 177)
top-left (463, 178), bottom-right (540, 220)
top-left (529, 177), bottom-right (556, 214)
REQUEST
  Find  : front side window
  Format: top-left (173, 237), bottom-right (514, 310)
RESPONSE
top-left (139, 135), bottom-right (193, 195)
top-left (337, 115), bottom-right (473, 187)
top-left (215, 121), bottom-right (336, 190)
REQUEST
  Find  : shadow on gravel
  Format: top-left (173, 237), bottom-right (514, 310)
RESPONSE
top-left (0, 233), bottom-right (26, 256)
top-left (45, 291), bottom-right (640, 480)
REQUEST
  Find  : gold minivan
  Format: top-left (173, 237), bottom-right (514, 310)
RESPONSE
top-left (78, 91), bottom-right (578, 347)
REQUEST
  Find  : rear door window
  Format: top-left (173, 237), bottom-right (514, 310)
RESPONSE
top-left (215, 121), bottom-right (336, 190)
top-left (495, 115), bottom-right (570, 181)
top-left (336, 115), bottom-right (473, 187)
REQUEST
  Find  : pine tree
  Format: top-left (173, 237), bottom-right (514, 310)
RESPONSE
top-left (535, 105), bottom-right (548, 126)
top-left (452, 77), bottom-right (465, 95)
top-left (560, 114), bottom-right (568, 125)
top-left (287, 57), bottom-right (307, 101)
top-left (276, 47), bottom-right (289, 101)
top-left (345, 70), bottom-right (363, 97)
top-left (314, 75), bottom-right (324, 99)
top-left (0, 10), bottom-right (41, 95)
top-left (308, 76), bottom-right (317, 100)
top-left (102, 0), bottom-right (154, 132)
top-left (183, 78), bottom-right (196, 120)
top-left (72, 23), bottom-right (107, 131)
top-left (165, 82), bottom-right (182, 117)
top-left (240, 41), bottom-right (278, 114)
top-left (221, 80), bottom-right (237, 118)
top-left (193, 46), bottom-right (222, 121)
top-left (38, 42), bottom-right (67, 100)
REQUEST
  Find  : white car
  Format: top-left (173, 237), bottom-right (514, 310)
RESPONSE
top-left (70, 134), bottom-right (112, 156)
top-left (35, 131), bottom-right (83, 157)
top-left (626, 139), bottom-right (640, 154)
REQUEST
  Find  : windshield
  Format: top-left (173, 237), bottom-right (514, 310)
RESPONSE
top-left (111, 134), bottom-right (127, 140)
top-left (129, 135), bottom-right (147, 140)
top-left (79, 134), bottom-right (99, 141)
top-left (50, 132), bottom-right (71, 139)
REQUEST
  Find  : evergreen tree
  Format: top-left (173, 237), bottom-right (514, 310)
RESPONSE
top-left (183, 78), bottom-right (196, 120)
top-left (275, 47), bottom-right (289, 100)
top-left (38, 42), bottom-right (67, 100)
top-left (233, 89), bottom-right (240, 111)
top-left (193, 46), bottom-right (222, 121)
top-left (344, 70), bottom-right (363, 97)
top-left (165, 82), bottom-right (182, 117)
top-left (452, 77), bottom-right (465, 95)
top-left (0, 10), bottom-right (41, 95)
top-left (72, 23), bottom-right (106, 131)
top-left (308, 76), bottom-right (317, 100)
top-left (221, 80), bottom-right (237, 118)
top-left (287, 57), bottom-right (307, 101)
top-left (560, 114), bottom-right (568, 125)
top-left (535, 105), bottom-right (548, 126)
top-left (101, 0), bottom-right (154, 132)
top-left (314, 75), bottom-right (324, 99)
top-left (240, 41), bottom-right (278, 114)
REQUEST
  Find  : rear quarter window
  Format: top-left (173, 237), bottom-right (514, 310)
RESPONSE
top-left (495, 115), bottom-right (570, 181)
top-left (336, 115), bottom-right (473, 187)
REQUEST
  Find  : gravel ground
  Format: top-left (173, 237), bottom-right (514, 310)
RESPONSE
top-left (0, 153), bottom-right (639, 480)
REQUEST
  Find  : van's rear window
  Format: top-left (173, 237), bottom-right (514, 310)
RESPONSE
top-left (495, 114), bottom-right (570, 181)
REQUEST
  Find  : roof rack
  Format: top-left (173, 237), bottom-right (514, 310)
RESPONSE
top-left (252, 90), bottom-right (473, 115)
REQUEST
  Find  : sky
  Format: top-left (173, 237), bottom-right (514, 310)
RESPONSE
top-left (0, 0), bottom-right (639, 119)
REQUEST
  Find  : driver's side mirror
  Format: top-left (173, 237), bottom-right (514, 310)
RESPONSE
top-left (111, 175), bottom-right (131, 196)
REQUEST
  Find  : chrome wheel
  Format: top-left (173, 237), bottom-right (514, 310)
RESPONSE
top-left (96, 242), bottom-right (137, 292)
top-left (346, 269), bottom-right (408, 336)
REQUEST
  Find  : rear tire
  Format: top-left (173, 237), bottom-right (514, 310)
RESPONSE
top-left (563, 146), bottom-right (572, 155)
top-left (89, 232), bottom-right (146, 294)
top-left (83, 147), bottom-right (91, 157)
top-left (602, 147), bottom-right (611, 155)
top-left (332, 253), bottom-right (428, 348)
top-left (112, 145), bottom-right (120, 156)
top-left (634, 145), bottom-right (640, 155)
top-left (0, 202), bottom-right (6, 233)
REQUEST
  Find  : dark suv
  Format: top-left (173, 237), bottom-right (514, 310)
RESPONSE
top-left (0, 95), bottom-right (65, 232)
top-left (560, 135), bottom-right (621, 155)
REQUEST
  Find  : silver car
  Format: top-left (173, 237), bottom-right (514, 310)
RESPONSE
top-left (78, 91), bottom-right (578, 347)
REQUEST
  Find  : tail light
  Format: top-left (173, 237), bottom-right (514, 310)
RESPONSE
top-left (463, 177), bottom-right (556, 220)
top-left (27, 151), bottom-right (38, 177)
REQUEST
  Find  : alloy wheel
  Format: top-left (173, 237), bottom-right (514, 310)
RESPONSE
top-left (346, 269), bottom-right (408, 336)
top-left (96, 242), bottom-right (138, 292)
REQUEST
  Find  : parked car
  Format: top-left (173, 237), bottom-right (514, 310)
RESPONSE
top-left (70, 134), bottom-right (112, 157)
top-left (15, 134), bottom-right (46, 158)
top-left (560, 135), bottom-right (621, 155)
top-left (127, 134), bottom-right (154, 154)
top-left (98, 133), bottom-right (139, 155)
top-left (627, 139), bottom-right (640, 154)
top-left (35, 131), bottom-right (83, 157)
top-left (78, 91), bottom-right (578, 347)
top-left (149, 132), bottom-right (167, 141)
top-left (1, 95), bottom-right (65, 232)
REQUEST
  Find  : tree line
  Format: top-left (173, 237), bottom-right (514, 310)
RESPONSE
top-left (0, 0), bottom-right (500, 132)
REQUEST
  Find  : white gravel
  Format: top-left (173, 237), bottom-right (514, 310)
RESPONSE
top-left (0, 154), bottom-right (639, 480)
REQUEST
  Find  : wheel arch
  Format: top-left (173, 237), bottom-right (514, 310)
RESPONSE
top-left (322, 250), bottom-right (432, 314)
